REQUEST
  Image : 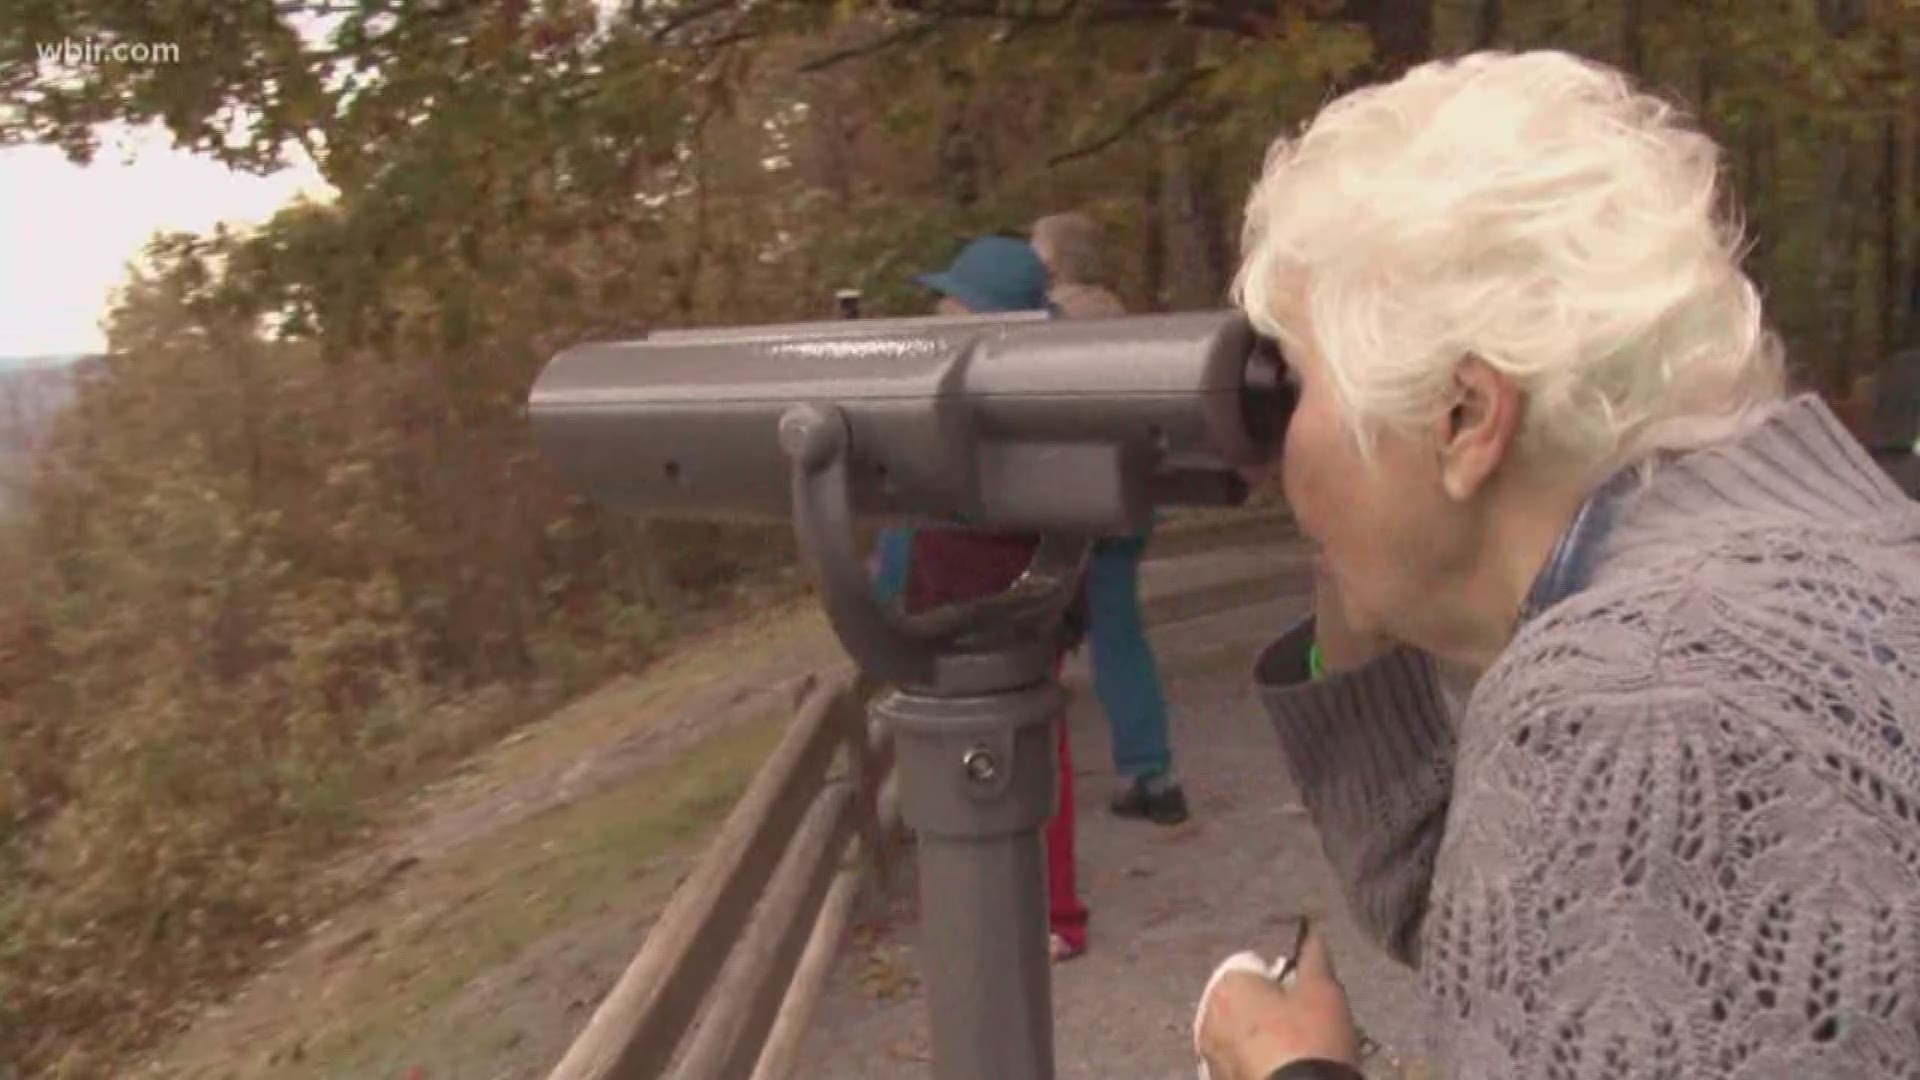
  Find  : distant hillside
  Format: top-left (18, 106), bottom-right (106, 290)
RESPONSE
top-left (0, 355), bottom-right (102, 505)
top-left (0, 352), bottom-right (95, 372)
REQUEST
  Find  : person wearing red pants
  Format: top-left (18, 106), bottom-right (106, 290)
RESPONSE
top-left (1043, 659), bottom-right (1088, 961)
top-left (866, 235), bottom-right (1092, 961)
top-left (890, 525), bottom-right (1090, 963)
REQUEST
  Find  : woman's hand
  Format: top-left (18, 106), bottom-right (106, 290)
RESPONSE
top-left (1196, 924), bottom-right (1361, 1080)
top-left (1313, 565), bottom-right (1396, 673)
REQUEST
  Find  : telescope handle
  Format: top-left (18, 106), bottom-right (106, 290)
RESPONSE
top-left (782, 403), bottom-right (1088, 691)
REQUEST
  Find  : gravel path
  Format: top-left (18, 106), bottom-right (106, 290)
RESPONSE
top-left (791, 586), bottom-right (1430, 1079)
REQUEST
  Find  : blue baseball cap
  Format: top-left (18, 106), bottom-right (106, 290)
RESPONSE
top-left (914, 236), bottom-right (1050, 314)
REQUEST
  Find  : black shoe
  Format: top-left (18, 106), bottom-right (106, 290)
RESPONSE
top-left (1110, 775), bottom-right (1189, 825)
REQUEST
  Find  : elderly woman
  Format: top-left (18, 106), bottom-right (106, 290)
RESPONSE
top-left (1196, 51), bottom-right (1920, 1080)
top-left (1031, 211), bottom-right (1128, 319)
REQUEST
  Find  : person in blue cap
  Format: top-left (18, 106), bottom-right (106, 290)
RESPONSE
top-left (870, 234), bottom-right (1093, 961)
top-left (912, 234), bottom-right (1052, 316)
top-left (893, 232), bottom-right (1190, 825)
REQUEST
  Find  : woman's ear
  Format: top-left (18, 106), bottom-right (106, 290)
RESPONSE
top-left (1436, 356), bottom-right (1523, 501)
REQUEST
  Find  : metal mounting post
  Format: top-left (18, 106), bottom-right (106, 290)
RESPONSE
top-left (782, 402), bottom-right (1089, 1080)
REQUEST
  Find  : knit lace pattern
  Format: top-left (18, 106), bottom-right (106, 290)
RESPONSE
top-left (1258, 396), bottom-right (1920, 1078)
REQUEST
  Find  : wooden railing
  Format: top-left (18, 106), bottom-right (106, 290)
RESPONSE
top-left (545, 667), bottom-right (899, 1080)
top-left (545, 513), bottom-right (1301, 1080)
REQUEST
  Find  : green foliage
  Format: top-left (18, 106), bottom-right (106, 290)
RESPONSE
top-left (0, 0), bottom-right (1916, 1075)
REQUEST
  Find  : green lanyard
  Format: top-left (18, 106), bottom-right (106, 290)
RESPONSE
top-left (1307, 641), bottom-right (1326, 681)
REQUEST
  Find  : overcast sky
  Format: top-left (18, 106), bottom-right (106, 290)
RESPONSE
top-left (0, 124), bottom-right (332, 358)
top-left (1, 1), bottom-right (643, 360)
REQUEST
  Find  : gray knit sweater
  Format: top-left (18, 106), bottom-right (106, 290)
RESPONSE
top-left (1256, 395), bottom-right (1920, 1079)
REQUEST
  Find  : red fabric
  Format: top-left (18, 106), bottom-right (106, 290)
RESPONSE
top-left (903, 527), bottom-right (1090, 648)
top-left (1046, 655), bottom-right (1088, 951)
top-left (904, 530), bottom-right (1088, 950)
top-left (903, 528), bottom-right (1040, 611)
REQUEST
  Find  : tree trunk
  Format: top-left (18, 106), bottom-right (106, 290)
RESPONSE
top-left (1474, 0), bottom-right (1502, 48)
top-left (1695, 41), bottom-right (1714, 117)
top-left (936, 61), bottom-right (980, 208)
top-left (1621, 0), bottom-right (1645, 77)
top-left (674, 123), bottom-right (709, 318)
top-left (1158, 131), bottom-right (1204, 309)
top-left (1155, 30), bottom-right (1225, 311)
top-left (831, 115), bottom-right (858, 211)
top-left (1817, 0), bottom-right (1867, 37)
top-left (1766, 106), bottom-right (1788, 301)
top-left (1140, 143), bottom-right (1165, 311)
top-left (1197, 157), bottom-right (1236, 303)
top-left (1337, 0), bottom-right (1434, 86)
top-left (1888, 109), bottom-right (1919, 350)
top-left (1813, 128), bottom-right (1856, 389)
top-left (1155, 141), bottom-right (1235, 309)
top-left (1741, 112), bottom-right (1774, 289)
top-left (496, 475), bottom-right (538, 682)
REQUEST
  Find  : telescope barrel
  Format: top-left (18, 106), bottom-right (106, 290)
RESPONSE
top-left (527, 309), bottom-right (1290, 534)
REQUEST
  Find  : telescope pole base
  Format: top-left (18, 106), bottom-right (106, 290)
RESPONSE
top-left (878, 679), bottom-right (1062, 1080)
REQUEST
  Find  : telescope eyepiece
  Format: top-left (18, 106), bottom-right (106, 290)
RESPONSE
top-left (1239, 333), bottom-right (1295, 456)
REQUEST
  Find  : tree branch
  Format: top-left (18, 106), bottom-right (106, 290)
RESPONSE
top-left (700, 27), bottom-right (765, 52)
top-left (272, 0), bottom-right (364, 14)
top-left (643, 0), bottom-right (741, 43)
top-left (1046, 63), bottom-right (1210, 167)
top-left (796, 20), bottom-right (940, 73)
top-left (886, 0), bottom-right (1277, 37)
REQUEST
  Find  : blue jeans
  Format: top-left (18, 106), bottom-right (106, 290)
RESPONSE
top-left (1086, 533), bottom-right (1173, 780)
top-left (870, 527), bottom-right (913, 605)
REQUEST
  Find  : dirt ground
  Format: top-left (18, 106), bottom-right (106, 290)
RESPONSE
top-left (146, 521), bottom-right (1431, 1080)
top-left (146, 601), bottom-right (852, 1080)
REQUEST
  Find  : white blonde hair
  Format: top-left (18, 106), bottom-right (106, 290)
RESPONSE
top-left (1232, 50), bottom-right (1785, 472)
top-left (1031, 212), bottom-right (1106, 285)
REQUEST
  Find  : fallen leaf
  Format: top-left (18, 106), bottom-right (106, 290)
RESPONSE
top-left (855, 946), bottom-right (919, 1001)
top-left (885, 1038), bottom-right (930, 1062)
